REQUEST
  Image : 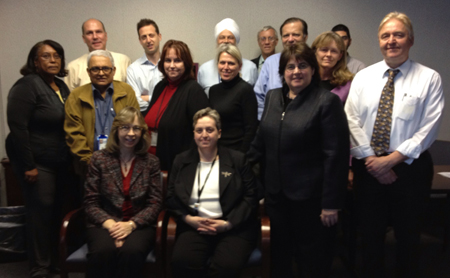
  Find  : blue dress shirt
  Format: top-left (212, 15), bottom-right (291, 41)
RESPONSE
top-left (93, 83), bottom-right (115, 150)
top-left (253, 53), bottom-right (282, 120)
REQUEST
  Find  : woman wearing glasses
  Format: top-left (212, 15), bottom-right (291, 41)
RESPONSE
top-left (84, 106), bottom-right (162, 278)
top-left (248, 43), bottom-right (349, 277)
top-left (312, 31), bottom-right (354, 104)
top-left (6, 40), bottom-right (71, 278)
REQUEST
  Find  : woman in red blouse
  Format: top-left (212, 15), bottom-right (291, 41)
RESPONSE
top-left (144, 40), bottom-right (208, 172)
top-left (84, 106), bottom-right (162, 278)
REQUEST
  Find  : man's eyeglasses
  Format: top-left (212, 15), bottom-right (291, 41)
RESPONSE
top-left (259, 36), bottom-right (276, 42)
top-left (89, 67), bottom-right (113, 74)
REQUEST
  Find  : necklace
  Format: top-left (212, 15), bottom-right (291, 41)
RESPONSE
top-left (120, 155), bottom-right (135, 174)
top-left (286, 92), bottom-right (296, 100)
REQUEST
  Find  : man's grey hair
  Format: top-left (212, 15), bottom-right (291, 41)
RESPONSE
top-left (257, 26), bottom-right (278, 40)
top-left (87, 50), bottom-right (115, 68)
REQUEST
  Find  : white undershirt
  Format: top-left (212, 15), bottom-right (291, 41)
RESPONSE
top-left (189, 160), bottom-right (222, 218)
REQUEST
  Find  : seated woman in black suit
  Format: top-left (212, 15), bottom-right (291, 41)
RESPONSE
top-left (208, 44), bottom-right (258, 153)
top-left (84, 107), bottom-right (163, 278)
top-left (167, 108), bottom-right (258, 278)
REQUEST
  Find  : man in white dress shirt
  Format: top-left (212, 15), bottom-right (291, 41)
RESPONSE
top-left (127, 19), bottom-right (163, 112)
top-left (345, 12), bottom-right (444, 278)
top-left (65, 18), bottom-right (131, 91)
top-left (197, 18), bottom-right (258, 95)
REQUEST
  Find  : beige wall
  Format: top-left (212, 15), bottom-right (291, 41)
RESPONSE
top-left (1, 0), bottom-right (449, 163)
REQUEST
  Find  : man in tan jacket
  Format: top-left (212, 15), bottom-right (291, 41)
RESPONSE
top-left (65, 50), bottom-right (139, 176)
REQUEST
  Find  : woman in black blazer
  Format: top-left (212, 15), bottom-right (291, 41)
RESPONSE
top-left (248, 43), bottom-right (350, 278)
top-left (144, 40), bottom-right (208, 172)
top-left (167, 108), bottom-right (258, 278)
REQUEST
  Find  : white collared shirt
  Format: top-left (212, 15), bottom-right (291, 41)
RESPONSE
top-left (257, 55), bottom-right (265, 74)
top-left (345, 59), bottom-right (444, 164)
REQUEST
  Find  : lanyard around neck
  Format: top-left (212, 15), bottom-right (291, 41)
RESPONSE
top-left (196, 157), bottom-right (217, 204)
top-left (99, 92), bottom-right (113, 134)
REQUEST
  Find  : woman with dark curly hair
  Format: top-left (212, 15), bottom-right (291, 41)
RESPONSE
top-left (248, 43), bottom-right (349, 278)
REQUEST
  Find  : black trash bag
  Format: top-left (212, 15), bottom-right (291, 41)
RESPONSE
top-left (0, 206), bottom-right (27, 262)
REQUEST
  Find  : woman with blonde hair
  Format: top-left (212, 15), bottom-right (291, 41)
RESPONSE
top-left (208, 44), bottom-right (257, 153)
top-left (84, 106), bottom-right (162, 278)
top-left (312, 31), bottom-right (354, 104)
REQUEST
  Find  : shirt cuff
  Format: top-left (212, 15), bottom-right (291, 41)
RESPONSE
top-left (395, 141), bottom-right (421, 165)
top-left (350, 144), bottom-right (375, 159)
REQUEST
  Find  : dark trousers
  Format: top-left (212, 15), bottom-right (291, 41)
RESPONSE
top-left (171, 227), bottom-right (255, 278)
top-left (86, 226), bottom-right (155, 278)
top-left (353, 151), bottom-right (433, 278)
top-left (265, 192), bottom-right (337, 278)
top-left (11, 161), bottom-right (69, 277)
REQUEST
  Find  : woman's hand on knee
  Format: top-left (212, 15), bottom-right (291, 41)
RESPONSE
top-left (201, 219), bottom-right (232, 234)
top-left (24, 168), bottom-right (38, 183)
top-left (114, 239), bottom-right (124, 248)
top-left (184, 215), bottom-right (217, 234)
top-left (109, 221), bottom-right (134, 239)
top-left (320, 209), bottom-right (338, 227)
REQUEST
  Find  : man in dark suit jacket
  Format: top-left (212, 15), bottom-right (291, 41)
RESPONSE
top-left (251, 26), bottom-right (278, 74)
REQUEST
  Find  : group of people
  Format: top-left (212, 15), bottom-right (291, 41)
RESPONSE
top-left (5, 10), bottom-right (444, 278)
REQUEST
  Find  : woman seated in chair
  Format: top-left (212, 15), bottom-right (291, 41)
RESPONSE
top-left (167, 108), bottom-right (258, 278)
top-left (84, 106), bottom-right (162, 278)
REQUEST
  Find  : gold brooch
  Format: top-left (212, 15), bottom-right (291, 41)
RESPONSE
top-left (221, 171), bottom-right (232, 177)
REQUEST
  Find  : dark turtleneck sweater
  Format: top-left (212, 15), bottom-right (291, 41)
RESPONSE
top-left (209, 75), bottom-right (258, 153)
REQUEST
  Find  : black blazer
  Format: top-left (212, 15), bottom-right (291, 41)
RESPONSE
top-left (143, 79), bottom-right (209, 172)
top-left (251, 56), bottom-right (260, 68)
top-left (166, 146), bottom-right (258, 239)
top-left (248, 84), bottom-right (350, 209)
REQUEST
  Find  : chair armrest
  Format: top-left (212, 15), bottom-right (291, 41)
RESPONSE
top-left (154, 209), bottom-right (167, 261)
top-left (260, 213), bottom-right (271, 278)
top-left (162, 212), bottom-right (177, 277)
top-left (59, 208), bottom-right (85, 261)
top-left (161, 171), bottom-right (168, 204)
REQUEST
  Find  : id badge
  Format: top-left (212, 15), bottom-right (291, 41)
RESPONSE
top-left (97, 134), bottom-right (108, 150)
top-left (151, 131), bottom-right (158, 147)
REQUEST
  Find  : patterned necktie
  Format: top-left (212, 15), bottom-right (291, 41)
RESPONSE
top-left (370, 69), bottom-right (400, 156)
